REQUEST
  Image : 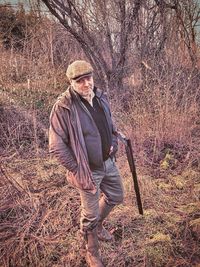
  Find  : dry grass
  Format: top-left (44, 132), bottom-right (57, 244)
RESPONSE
top-left (0, 16), bottom-right (200, 266)
top-left (0, 160), bottom-right (81, 267)
top-left (0, 155), bottom-right (199, 267)
top-left (112, 63), bottom-right (200, 177)
top-left (0, 94), bottom-right (48, 158)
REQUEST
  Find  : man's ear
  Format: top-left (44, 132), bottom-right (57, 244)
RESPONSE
top-left (66, 76), bottom-right (72, 84)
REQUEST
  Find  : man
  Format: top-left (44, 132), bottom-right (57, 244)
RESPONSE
top-left (49, 60), bottom-right (124, 267)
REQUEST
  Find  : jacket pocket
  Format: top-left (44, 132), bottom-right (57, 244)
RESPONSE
top-left (66, 170), bottom-right (96, 193)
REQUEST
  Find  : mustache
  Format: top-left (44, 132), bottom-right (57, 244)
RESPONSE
top-left (82, 87), bottom-right (93, 91)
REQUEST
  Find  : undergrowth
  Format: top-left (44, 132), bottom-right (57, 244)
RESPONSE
top-left (0, 157), bottom-right (199, 267)
top-left (0, 17), bottom-right (200, 267)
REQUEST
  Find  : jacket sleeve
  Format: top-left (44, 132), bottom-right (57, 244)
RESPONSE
top-left (49, 105), bottom-right (78, 173)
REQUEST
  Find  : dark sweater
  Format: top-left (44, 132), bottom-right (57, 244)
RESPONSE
top-left (80, 95), bottom-right (111, 161)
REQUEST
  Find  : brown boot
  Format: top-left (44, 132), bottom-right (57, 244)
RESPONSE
top-left (97, 199), bottom-right (114, 242)
top-left (85, 228), bottom-right (104, 267)
top-left (97, 225), bottom-right (113, 242)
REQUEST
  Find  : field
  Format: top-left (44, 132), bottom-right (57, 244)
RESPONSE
top-left (0, 2), bottom-right (200, 266)
top-left (0, 84), bottom-right (200, 266)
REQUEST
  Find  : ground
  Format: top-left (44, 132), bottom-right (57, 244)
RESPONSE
top-left (0, 154), bottom-right (199, 267)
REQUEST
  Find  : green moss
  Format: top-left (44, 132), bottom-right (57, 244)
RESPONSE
top-left (145, 233), bottom-right (172, 267)
top-left (143, 210), bottom-right (165, 226)
top-left (144, 209), bottom-right (158, 218)
top-left (170, 175), bottom-right (186, 190)
top-left (157, 181), bottom-right (172, 190)
top-left (174, 177), bottom-right (185, 189)
top-left (148, 233), bottom-right (172, 244)
top-left (160, 152), bottom-right (176, 170)
top-left (160, 159), bottom-right (170, 170)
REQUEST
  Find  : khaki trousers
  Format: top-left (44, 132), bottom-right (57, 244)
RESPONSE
top-left (79, 157), bottom-right (124, 233)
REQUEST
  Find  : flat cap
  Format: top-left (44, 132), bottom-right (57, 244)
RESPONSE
top-left (66, 60), bottom-right (93, 81)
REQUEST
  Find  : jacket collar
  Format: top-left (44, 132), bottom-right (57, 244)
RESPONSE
top-left (94, 87), bottom-right (104, 98)
top-left (56, 87), bottom-right (72, 109)
top-left (57, 86), bottom-right (104, 109)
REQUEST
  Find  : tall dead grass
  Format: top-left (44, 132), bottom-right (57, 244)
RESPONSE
top-left (0, 8), bottom-right (200, 266)
top-left (0, 161), bottom-right (81, 267)
top-left (0, 95), bottom-right (48, 158)
top-left (0, 156), bottom-right (199, 267)
top-left (112, 61), bottom-right (200, 174)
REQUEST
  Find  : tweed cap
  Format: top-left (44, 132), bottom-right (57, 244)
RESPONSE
top-left (66, 60), bottom-right (93, 81)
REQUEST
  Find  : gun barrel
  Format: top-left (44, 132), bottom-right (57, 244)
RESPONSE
top-left (117, 132), bottom-right (143, 215)
top-left (126, 139), bottom-right (143, 215)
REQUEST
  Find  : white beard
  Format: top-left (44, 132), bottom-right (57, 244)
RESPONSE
top-left (80, 89), bottom-right (95, 106)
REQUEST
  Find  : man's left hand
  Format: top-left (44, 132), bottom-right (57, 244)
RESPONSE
top-left (109, 145), bottom-right (118, 158)
top-left (109, 146), bottom-right (113, 155)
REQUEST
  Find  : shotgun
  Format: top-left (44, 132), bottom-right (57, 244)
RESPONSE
top-left (117, 132), bottom-right (143, 215)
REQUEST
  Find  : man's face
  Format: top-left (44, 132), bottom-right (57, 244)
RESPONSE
top-left (71, 75), bottom-right (94, 96)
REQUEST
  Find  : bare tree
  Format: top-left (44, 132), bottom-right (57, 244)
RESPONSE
top-left (37, 0), bottom-right (200, 92)
top-left (154, 0), bottom-right (200, 65)
top-left (40, 0), bottom-right (142, 91)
